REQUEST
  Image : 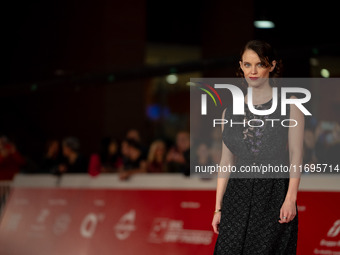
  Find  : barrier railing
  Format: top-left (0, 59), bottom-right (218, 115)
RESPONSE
top-left (0, 181), bottom-right (11, 219)
top-left (0, 173), bottom-right (339, 255)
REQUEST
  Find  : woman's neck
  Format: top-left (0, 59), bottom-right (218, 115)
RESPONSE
top-left (245, 83), bottom-right (273, 105)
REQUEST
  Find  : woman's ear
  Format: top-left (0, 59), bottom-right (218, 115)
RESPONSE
top-left (270, 60), bottom-right (277, 72)
top-left (239, 61), bottom-right (243, 72)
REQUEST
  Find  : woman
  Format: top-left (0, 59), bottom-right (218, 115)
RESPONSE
top-left (212, 40), bottom-right (304, 254)
top-left (146, 139), bottom-right (167, 173)
top-left (100, 137), bottom-right (123, 172)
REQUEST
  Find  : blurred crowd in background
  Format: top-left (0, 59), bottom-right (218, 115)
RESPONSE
top-left (1, 0), bottom-right (339, 184)
top-left (0, 117), bottom-right (339, 181)
top-left (0, 129), bottom-right (190, 181)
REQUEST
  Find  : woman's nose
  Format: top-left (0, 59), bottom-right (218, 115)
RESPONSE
top-left (251, 67), bottom-right (257, 74)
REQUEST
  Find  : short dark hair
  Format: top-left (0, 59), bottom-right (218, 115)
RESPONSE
top-left (62, 137), bottom-right (80, 152)
top-left (126, 138), bottom-right (142, 151)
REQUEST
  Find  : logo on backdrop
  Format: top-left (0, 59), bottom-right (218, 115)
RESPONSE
top-left (148, 217), bottom-right (213, 245)
top-left (80, 212), bottom-right (105, 238)
top-left (327, 219), bottom-right (340, 237)
top-left (114, 209), bottom-right (137, 240)
top-left (53, 213), bottom-right (71, 236)
top-left (317, 219), bottom-right (340, 250)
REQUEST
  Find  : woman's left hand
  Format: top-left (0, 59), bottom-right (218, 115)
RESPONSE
top-left (278, 199), bottom-right (296, 224)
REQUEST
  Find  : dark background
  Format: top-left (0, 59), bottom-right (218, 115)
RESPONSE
top-left (1, 0), bottom-right (339, 166)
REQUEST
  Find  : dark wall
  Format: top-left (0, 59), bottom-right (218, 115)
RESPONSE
top-left (201, 0), bottom-right (254, 77)
top-left (1, 1), bottom-right (146, 163)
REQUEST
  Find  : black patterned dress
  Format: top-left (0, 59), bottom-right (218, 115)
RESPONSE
top-left (213, 95), bottom-right (298, 255)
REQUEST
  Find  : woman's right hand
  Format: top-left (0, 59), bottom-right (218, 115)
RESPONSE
top-left (212, 212), bottom-right (221, 234)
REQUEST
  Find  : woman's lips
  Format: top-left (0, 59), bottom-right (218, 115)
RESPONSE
top-left (249, 77), bottom-right (259, 80)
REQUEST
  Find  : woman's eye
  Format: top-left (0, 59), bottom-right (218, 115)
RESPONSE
top-left (244, 63), bottom-right (250, 67)
top-left (258, 63), bottom-right (263, 67)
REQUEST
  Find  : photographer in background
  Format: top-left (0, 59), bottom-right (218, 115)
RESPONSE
top-left (55, 137), bottom-right (88, 174)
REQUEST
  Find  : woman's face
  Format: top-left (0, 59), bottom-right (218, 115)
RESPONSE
top-left (239, 49), bottom-right (276, 86)
top-left (121, 141), bottom-right (129, 156)
top-left (155, 143), bottom-right (165, 157)
top-left (49, 141), bottom-right (59, 154)
top-left (108, 142), bottom-right (117, 155)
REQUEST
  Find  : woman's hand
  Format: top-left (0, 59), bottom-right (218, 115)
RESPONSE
top-left (212, 212), bottom-right (221, 234)
top-left (119, 171), bottom-right (131, 180)
top-left (279, 199), bottom-right (297, 223)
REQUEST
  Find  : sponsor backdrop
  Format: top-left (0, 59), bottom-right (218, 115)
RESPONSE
top-left (0, 185), bottom-right (339, 254)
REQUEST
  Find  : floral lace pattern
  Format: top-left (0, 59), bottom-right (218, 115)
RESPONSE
top-left (243, 99), bottom-right (272, 157)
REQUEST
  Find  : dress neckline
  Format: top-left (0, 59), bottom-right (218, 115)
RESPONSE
top-left (244, 98), bottom-right (273, 107)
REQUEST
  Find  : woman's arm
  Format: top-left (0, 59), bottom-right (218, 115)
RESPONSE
top-left (212, 107), bottom-right (235, 234)
top-left (287, 96), bottom-right (304, 200)
top-left (215, 108), bottom-right (235, 211)
top-left (279, 95), bottom-right (304, 223)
